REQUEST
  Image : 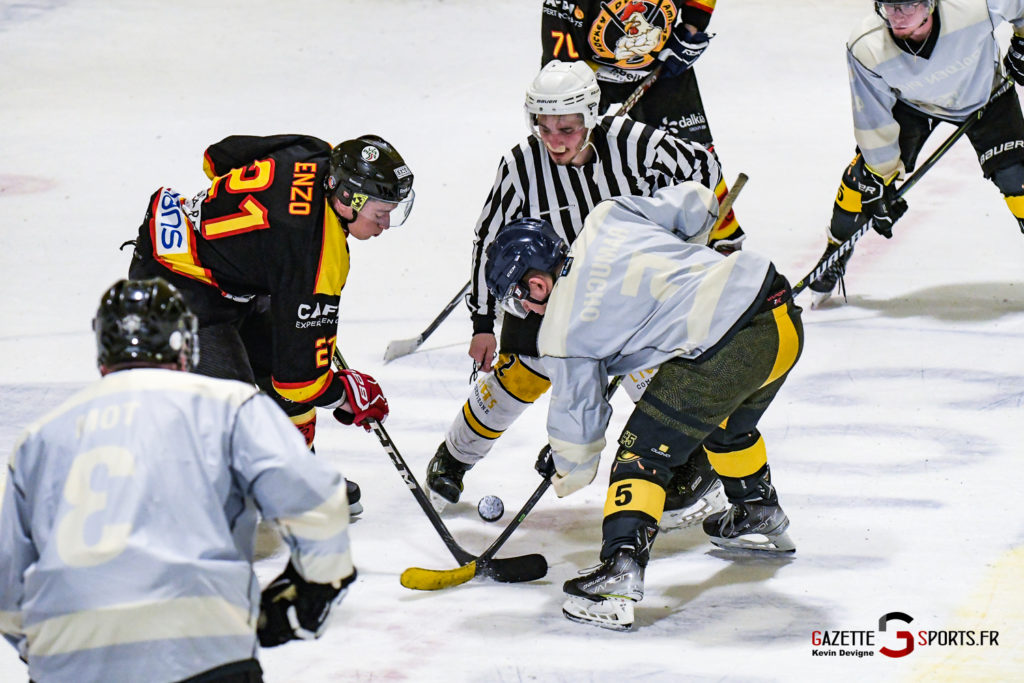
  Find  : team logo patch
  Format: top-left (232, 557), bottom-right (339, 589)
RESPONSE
top-left (616, 450), bottom-right (640, 463)
top-left (361, 146), bottom-right (380, 162)
top-left (588, 0), bottom-right (677, 70)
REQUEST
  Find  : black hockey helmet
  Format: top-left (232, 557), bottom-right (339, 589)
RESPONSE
top-left (485, 217), bottom-right (567, 318)
top-left (325, 135), bottom-right (415, 226)
top-left (93, 277), bottom-right (199, 372)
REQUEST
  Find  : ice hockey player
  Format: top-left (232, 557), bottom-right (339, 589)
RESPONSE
top-left (484, 182), bottom-right (802, 631)
top-left (541, 0), bottom-right (746, 252)
top-left (0, 278), bottom-right (355, 682)
top-left (126, 134), bottom-right (415, 515)
top-left (808, 0), bottom-right (1024, 305)
top-left (425, 59), bottom-right (730, 530)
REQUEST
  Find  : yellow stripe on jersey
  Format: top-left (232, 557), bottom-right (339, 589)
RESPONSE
top-left (706, 436), bottom-right (767, 478)
top-left (603, 477), bottom-right (666, 520)
top-left (494, 353), bottom-right (551, 403)
top-left (25, 596), bottom-right (252, 656)
top-left (762, 304), bottom-right (800, 388)
top-left (462, 402), bottom-right (503, 440)
top-left (315, 204), bottom-right (349, 296)
top-left (273, 371), bottom-right (332, 404)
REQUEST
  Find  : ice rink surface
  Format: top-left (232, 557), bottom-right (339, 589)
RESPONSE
top-left (2, 1), bottom-right (1023, 681)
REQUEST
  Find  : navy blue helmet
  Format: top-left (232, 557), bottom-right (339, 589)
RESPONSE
top-left (485, 217), bottom-right (567, 316)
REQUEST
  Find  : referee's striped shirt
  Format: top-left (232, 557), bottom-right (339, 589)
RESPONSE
top-left (469, 115), bottom-right (722, 330)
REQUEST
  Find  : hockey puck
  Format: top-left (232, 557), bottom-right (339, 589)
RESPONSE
top-left (477, 495), bottom-right (504, 522)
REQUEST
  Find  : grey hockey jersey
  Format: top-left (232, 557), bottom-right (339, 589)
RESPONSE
top-left (0, 368), bottom-right (353, 683)
top-left (847, 0), bottom-right (1024, 178)
top-left (536, 185), bottom-right (774, 471)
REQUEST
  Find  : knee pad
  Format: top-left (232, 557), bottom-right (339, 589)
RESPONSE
top-left (828, 155), bottom-right (867, 241)
top-left (704, 431), bottom-right (767, 479)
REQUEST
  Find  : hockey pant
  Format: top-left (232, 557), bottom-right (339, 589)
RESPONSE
top-left (600, 286), bottom-right (803, 562)
top-left (598, 68), bottom-right (742, 249)
top-left (829, 84), bottom-right (1024, 245)
top-left (130, 253), bottom-right (318, 445)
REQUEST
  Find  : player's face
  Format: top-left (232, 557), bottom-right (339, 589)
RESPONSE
top-left (535, 114), bottom-right (590, 166)
top-left (879, 1), bottom-right (932, 39)
top-left (347, 199), bottom-right (398, 240)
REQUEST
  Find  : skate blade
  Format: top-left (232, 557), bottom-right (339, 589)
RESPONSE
top-left (708, 529), bottom-right (796, 553)
top-left (427, 489), bottom-right (450, 514)
top-left (659, 481), bottom-right (728, 532)
top-left (562, 595), bottom-right (634, 631)
top-left (809, 289), bottom-right (834, 309)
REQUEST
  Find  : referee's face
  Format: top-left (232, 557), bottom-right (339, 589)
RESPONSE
top-left (535, 114), bottom-right (591, 166)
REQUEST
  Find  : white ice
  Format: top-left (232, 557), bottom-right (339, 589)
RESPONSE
top-left (2, 1), bottom-right (1023, 681)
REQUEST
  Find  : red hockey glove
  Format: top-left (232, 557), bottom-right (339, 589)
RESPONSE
top-left (332, 369), bottom-right (389, 431)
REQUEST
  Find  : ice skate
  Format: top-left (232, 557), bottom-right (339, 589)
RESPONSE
top-left (425, 441), bottom-right (472, 512)
top-left (659, 451), bottom-right (728, 532)
top-left (703, 466), bottom-right (795, 553)
top-left (807, 238), bottom-right (851, 308)
top-left (562, 547), bottom-right (644, 631)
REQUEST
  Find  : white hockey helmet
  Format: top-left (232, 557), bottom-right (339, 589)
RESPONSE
top-left (524, 60), bottom-right (602, 132)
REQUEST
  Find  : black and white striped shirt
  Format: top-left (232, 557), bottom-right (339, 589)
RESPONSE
top-left (469, 115), bottom-right (722, 330)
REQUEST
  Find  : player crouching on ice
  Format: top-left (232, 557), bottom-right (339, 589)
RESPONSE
top-left (484, 182), bottom-right (802, 631)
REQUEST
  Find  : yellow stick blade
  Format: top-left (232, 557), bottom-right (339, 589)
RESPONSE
top-left (400, 561), bottom-right (477, 590)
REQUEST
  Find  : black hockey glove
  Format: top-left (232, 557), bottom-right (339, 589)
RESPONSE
top-left (257, 561), bottom-right (356, 648)
top-left (658, 29), bottom-right (713, 78)
top-left (860, 168), bottom-right (907, 239)
top-left (1005, 34), bottom-right (1024, 84)
top-left (535, 445), bottom-right (555, 479)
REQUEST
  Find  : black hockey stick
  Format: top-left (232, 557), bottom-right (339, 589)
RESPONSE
top-left (402, 376), bottom-right (625, 591)
top-left (383, 281), bottom-right (471, 363)
top-left (334, 349), bottom-right (547, 584)
top-left (792, 79), bottom-right (1009, 297)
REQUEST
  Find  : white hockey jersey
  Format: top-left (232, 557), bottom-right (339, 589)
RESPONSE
top-left (847, 0), bottom-right (1024, 177)
top-left (0, 368), bottom-right (353, 683)
top-left (536, 185), bottom-right (774, 476)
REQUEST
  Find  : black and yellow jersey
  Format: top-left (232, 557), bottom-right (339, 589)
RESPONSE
top-left (134, 134), bottom-right (349, 406)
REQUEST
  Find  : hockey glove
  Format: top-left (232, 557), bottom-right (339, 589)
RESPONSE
top-left (860, 168), bottom-right (907, 239)
top-left (1005, 34), bottom-right (1024, 84)
top-left (332, 369), bottom-right (389, 431)
top-left (535, 445), bottom-right (555, 479)
top-left (257, 561), bottom-right (356, 648)
top-left (658, 29), bottom-right (713, 78)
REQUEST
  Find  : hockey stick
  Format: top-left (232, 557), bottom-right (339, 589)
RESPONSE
top-left (383, 281), bottom-right (471, 363)
top-left (792, 80), bottom-right (1008, 297)
top-left (333, 349), bottom-right (547, 583)
top-left (401, 376), bottom-right (625, 591)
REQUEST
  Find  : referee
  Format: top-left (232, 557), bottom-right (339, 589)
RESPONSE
top-left (426, 61), bottom-right (726, 523)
